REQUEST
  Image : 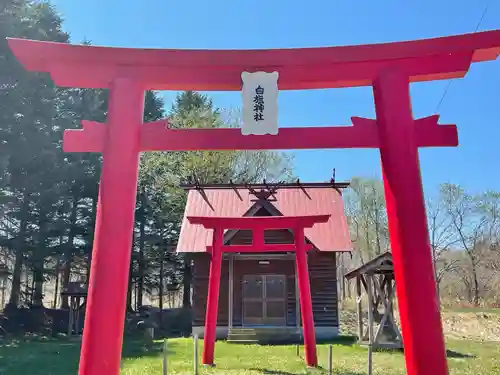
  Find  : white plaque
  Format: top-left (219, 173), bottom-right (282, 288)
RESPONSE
top-left (241, 71), bottom-right (279, 135)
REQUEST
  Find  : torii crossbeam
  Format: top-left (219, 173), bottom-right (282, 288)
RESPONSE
top-left (7, 30), bottom-right (500, 375)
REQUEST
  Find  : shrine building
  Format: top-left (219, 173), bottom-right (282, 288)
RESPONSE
top-left (176, 178), bottom-right (352, 341)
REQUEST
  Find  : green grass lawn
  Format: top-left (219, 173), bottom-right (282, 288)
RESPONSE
top-left (1, 337), bottom-right (500, 374)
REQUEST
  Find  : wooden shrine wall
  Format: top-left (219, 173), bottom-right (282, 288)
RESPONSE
top-left (191, 229), bottom-right (339, 328)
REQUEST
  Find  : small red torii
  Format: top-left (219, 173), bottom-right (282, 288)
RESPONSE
top-left (7, 30), bottom-right (500, 375)
top-left (187, 215), bottom-right (329, 367)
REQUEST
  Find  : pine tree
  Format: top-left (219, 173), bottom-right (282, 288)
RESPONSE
top-left (1, 1), bottom-right (70, 309)
top-left (0, 2), bottom-right (295, 321)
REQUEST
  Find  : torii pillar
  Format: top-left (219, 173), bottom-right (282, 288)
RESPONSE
top-left (78, 79), bottom-right (144, 375)
top-left (374, 69), bottom-right (448, 375)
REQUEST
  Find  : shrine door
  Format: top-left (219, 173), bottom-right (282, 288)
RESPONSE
top-left (242, 275), bottom-right (287, 326)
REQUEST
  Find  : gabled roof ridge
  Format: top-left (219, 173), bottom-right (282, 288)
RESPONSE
top-left (223, 199), bottom-right (318, 249)
top-left (222, 200), bottom-right (279, 244)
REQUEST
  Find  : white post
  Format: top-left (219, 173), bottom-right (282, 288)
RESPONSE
top-left (228, 254), bottom-right (234, 329)
top-left (367, 274), bottom-right (374, 346)
top-left (68, 297), bottom-right (74, 337)
top-left (194, 334), bottom-right (199, 375)
top-left (367, 274), bottom-right (374, 375)
top-left (356, 276), bottom-right (363, 343)
top-left (368, 343), bottom-right (373, 375)
top-left (328, 344), bottom-right (333, 375)
top-left (163, 338), bottom-right (168, 375)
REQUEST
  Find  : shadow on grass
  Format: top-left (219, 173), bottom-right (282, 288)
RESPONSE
top-left (446, 349), bottom-right (475, 359)
top-left (0, 335), bottom-right (174, 362)
top-left (251, 368), bottom-right (364, 375)
top-left (316, 335), bottom-right (358, 346)
top-left (0, 336), bottom-right (175, 375)
top-left (358, 345), bottom-right (474, 360)
top-left (0, 336), bottom-right (82, 374)
top-left (316, 365), bottom-right (365, 375)
top-left (250, 369), bottom-right (302, 375)
top-left (0, 335), bottom-right (82, 353)
top-left (121, 339), bottom-right (175, 359)
top-left (237, 335), bottom-right (358, 347)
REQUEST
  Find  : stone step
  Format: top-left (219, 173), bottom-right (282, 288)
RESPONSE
top-left (228, 328), bottom-right (258, 332)
top-left (227, 339), bottom-right (259, 344)
top-left (228, 336), bottom-right (258, 342)
top-left (227, 327), bottom-right (301, 344)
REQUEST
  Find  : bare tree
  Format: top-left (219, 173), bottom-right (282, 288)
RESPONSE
top-left (344, 177), bottom-right (389, 263)
top-left (344, 180), bottom-right (500, 307)
top-left (426, 195), bottom-right (460, 297)
top-left (343, 177), bottom-right (388, 305)
top-left (441, 184), bottom-right (487, 306)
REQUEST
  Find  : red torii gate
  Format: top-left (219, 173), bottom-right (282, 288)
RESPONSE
top-left (187, 215), bottom-right (329, 367)
top-left (7, 30), bottom-right (500, 375)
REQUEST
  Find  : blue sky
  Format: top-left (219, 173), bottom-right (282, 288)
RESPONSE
top-left (49, 0), bottom-right (500, 197)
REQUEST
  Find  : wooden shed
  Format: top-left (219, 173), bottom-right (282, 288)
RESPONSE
top-left (176, 180), bottom-right (353, 342)
top-left (61, 281), bottom-right (87, 337)
top-left (345, 252), bottom-right (403, 349)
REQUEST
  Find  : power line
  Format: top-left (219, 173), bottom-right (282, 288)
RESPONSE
top-left (434, 0), bottom-right (493, 113)
top-left (473, 0), bottom-right (492, 33)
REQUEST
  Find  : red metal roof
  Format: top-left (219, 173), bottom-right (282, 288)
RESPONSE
top-left (176, 187), bottom-right (352, 253)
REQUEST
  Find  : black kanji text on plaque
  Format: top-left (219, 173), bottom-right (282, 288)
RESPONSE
top-left (253, 85), bottom-right (265, 121)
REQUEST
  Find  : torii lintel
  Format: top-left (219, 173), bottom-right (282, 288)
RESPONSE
top-left (63, 115), bottom-right (458, 153)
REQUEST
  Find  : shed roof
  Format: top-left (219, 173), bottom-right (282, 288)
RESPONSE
top-left (345, 252), bottom-right (394, 280)
top-left (176, 186), bottom-right (352, 253)
top-left (61, 282), bottom-right (88, 297)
